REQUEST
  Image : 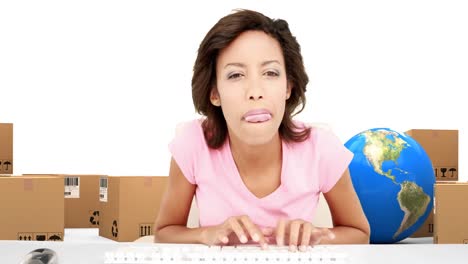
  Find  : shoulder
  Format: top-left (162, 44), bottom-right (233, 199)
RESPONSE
top-left (169, 118), bottom-right (208, 156)
top-left (286, 121), bottom-right (349, 164)
top-left (288, 121), bottom-right (353, 192)
top-left (287, 121), bottom-right (336, 150)
top-left (168, 118), bottom-right (209, 185)
top-left (174, 118), bottom-right (204, 138)
top-left (309, 124), bottom-right (339, 147)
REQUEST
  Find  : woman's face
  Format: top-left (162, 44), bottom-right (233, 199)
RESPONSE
top-left (211, 30), bottom-right (291, 146)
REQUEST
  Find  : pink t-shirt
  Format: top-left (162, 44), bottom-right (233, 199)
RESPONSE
top-left (169, 119), bottom-right (353, 229)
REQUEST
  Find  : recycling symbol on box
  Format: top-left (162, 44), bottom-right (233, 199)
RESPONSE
top-left (112, 220), bottom-right (118, 237)
top-left (89, 211), bottom-right (99, 226)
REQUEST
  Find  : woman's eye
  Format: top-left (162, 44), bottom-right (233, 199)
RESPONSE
top-left (228, 73), bottom-right (243, 79)
top-left (265, 71), bottom-right (279, 77)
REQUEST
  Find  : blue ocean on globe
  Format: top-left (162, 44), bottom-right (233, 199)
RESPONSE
top-left (345, 128), bottom-right (435, 244)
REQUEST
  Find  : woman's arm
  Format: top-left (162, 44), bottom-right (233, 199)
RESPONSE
top-left (321, 169), bottom-right (371, 244)
top-left (154, 157), bottom-right (270, 246)
top-left (154, 157), bottom-right (206, 243)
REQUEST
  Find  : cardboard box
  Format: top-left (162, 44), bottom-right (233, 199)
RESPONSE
top-left (434, 182), bottom-right (468, 244)
top-left (0, 123), bottom-right (13, 174)
top-left (99, 176), bottom-right (168, 242)
top-left (405, 129), bottom-right (458, 238)
top-left (23, 174), bottom-right (103, 228)
top-left (0, 176), bottom-right (64, 240)
top-left (405, 129), bottom-right (458, 181)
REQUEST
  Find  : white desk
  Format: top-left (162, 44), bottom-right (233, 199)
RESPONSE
top-left (1, 229), bottom-right (467, 264)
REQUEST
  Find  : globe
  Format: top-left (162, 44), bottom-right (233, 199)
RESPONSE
top-left (345, 128), bottom-right (435, 244)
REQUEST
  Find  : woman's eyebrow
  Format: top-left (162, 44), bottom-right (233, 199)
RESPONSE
top-left (224, 60), bottom-right (281, 69)
top-left (224, 62), bottom-right (246, 69)
top-left (261, 60), bottom-right (281, 67)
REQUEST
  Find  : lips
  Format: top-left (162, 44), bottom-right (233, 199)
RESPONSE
top-left (243, 109), bottom-right (272, 123)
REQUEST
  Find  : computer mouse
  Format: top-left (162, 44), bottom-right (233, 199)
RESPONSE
top-left (20, 248), bottom-right (58, 264)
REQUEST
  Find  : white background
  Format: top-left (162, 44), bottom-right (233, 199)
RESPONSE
top-left (1, 0), bottom-right (466, 180)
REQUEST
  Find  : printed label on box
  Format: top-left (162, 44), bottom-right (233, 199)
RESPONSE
top-left (434, 166), bottom-right (458, 179)
top-left (0, 160), bottom-right (13, 174)
top-left (17, 232), bottom-right (63, 241)
top-left (47, 232), bottom-right (63, 241)
top-left (100, 177), bottom-right (108, 202)
top-left (139, 223), bottom-right (154, 237)
top-left (64, 176), bottom-right (80, 198)
top-left (17, 233), bottom-right (33, 241)
top-left (34, 233), bottom-right (47, 241)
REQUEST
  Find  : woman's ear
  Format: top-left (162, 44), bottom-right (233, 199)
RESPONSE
top-left (286, 82), bottom-right (292, 100)
top-left (210, 88), bottom-right (221, 106)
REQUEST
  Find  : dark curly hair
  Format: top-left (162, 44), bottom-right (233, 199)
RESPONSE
top-left (192, 9), bottom-right (311, 148)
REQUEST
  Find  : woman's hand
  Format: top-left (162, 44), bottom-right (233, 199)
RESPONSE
top-left (201, 215), bottom-right (269, 248)
top-left (274, 219), bottom-right (335, 251)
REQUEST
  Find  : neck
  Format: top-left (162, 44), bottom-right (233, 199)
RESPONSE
top-left (229, 132), bottom-right (282, 174)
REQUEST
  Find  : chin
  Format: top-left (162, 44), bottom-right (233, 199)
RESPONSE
top-left (241, 124), bottom-right (279, 146)
top-left (242, 136), bottom-right (274, 146)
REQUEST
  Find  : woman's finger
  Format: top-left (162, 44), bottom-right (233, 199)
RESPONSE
top-left (226, 217), bottom-right (248, 243)
top-left (261, 227), bottom-right (274, 236)
top-left (239, 216), bottom-right (268, 249)
top-left (300, 222), bottom-right (312, 251)
top-left (288, 220), bottom-right (301, 251)
top-left (217, 233), bottom-right (229, 244)
top-left (275, 219), bottom-right (287, 246)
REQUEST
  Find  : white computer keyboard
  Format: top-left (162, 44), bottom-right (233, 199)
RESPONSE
top-left (104, 244), bottom-right (348, 263)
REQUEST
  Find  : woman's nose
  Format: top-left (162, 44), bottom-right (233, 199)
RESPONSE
top-left (247, 78), bottom-right (264, 101)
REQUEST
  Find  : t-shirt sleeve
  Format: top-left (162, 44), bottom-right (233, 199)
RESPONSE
top-left (316, 128), bottom-right (354, 193)
top-left (168, 120), bottom-right (202, 185)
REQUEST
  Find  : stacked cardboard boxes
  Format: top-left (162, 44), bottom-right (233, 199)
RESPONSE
top-left (405, 129), bottom-right (458, 238)
top-left (1, 122), bottom-right (170, 242)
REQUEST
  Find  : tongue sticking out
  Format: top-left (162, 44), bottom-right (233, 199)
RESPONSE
top-left (244, 113), bottom-right (272, 123)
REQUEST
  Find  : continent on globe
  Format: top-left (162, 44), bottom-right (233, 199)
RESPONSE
top-left (394, 181), bottom-right (430, 239)
top-left (363, 130), bottom-right (408, 182)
